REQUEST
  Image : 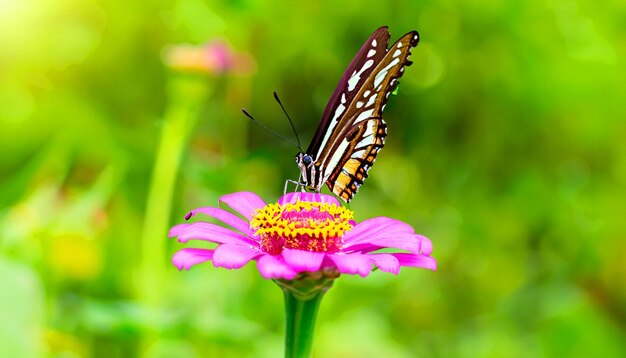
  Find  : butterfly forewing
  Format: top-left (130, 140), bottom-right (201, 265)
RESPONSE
top-left (317, 30), bottom-right (419, 201)
top-left (306, 27), bottom-right (391, 157)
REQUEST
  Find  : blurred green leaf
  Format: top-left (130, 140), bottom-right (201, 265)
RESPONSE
top-left (0, 258), bottom-right (45, 357)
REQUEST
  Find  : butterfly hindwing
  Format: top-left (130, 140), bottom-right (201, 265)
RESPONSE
top-left (326, 118), bottom-right (387, 201)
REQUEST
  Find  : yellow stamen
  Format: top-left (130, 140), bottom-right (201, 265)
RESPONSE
top-left (250, 201), bottom-right (354, 255)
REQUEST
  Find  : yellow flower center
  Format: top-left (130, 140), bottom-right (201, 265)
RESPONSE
top-left (250, 201), bottom-right (354, 255)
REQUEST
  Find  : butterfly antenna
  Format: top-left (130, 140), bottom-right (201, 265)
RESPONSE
top-left (273, 92), bottom-right (304, 152)
top-left (242, 109), bottom-right (301, 149)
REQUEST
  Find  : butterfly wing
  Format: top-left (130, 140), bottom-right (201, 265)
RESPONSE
top-left (306, 26), bottom-right (391, 157)
top-left (325, 118), bottom-right (387, 201)
top-left (314, 29), bottom-right (420, 202)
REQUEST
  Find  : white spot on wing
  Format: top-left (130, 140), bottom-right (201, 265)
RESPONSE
top-left (374, 58), bottom-right (400, 88)
top-left (364, 90), bottom-right (371, 97)
top-left (372, 39), bottom-right (377, 46)
top-left (314, 96), bottom-right (346, 167)
top-left (347, 59), bottom-right (374, 91)
top-left (356, 101), bottom-right (364, 108)
top-left (354, 108), bottom-right (374, 123)
top-left (341, 93), bottom-right (346, 104)
top-left (333, 104), bottom-right (345, 121)
top-left (367, 49), bottom-right (376, 57)
top-left (352, 148), bottom-right (368, 157)
top-left (358, 131), bottom-right (375, 146)
top-left (374, 71), bottom-right (388, 89)
top-left (393, 49), bottom-right (401, 58)
top-left (397, 42), bottom-right (403, 48)
top-left (366, 93), bottom-right (377, 106)
top-left (323, 139), bottom-right (351, 182)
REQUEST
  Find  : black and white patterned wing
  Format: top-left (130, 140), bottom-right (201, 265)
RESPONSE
top-left (319, 30), bottom-right (420, 201)
top-left (306, 26), bottom-right (391, 158)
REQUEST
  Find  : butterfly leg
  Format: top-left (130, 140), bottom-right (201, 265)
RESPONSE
top-left (284, 179), bottom-right (304, 194)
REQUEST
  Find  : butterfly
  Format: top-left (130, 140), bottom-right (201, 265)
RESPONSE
top-left (294, 26), bottom-right (419, 202)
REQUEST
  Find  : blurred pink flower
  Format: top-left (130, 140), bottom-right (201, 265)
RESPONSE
top-left (169, 192), bottom-right (436, 279)
top-left (163, 40), bottom-right (255, 75)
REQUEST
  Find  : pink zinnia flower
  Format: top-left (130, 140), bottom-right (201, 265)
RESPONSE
top-left (169, 192), bottom-right (436, 279)
top-left (163, 41), bottom-right (256, 75)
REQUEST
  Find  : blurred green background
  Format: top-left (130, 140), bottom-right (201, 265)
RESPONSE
top-left (1, 0), bottom-right (625, 357)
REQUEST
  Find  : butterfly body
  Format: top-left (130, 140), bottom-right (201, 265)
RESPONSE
top-left (295, 26), bottom-right (419, 202)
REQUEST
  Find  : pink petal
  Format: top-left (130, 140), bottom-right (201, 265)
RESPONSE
top-left (279, 192), bottom-right (340, 206)
top-left (281, 249), bottom-right (325, 272)
top-left (257, 255), bottom-right (299, 279)
top-left (417, 234), bottom-right (433, 255)
top-left (212, 244), bottom-right (262, 269)
top-left (169, 222), bottom-right (258, 247)
top-left (344, 217), bottom-right (415, 245)
top-left (393, 253), bottom-right (437, 271)
top-left (185, 206), bottom-right (255, 236)
top-left (344, 234), bottom-right (420, 254)
top-left (329, 253), bottom-right (373, 277)
top-left (219, 191), bottom-right (267, 221)
top-left (172, 248), bottom-right (214, 270)
top-left (368, 254), bottom-right (400, 274)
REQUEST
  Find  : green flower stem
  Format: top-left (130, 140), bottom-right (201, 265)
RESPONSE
top-left (276, 273), bottom-right (337, 358)
top-left (283, 289), bottom-right (325, 358)
top-left (139, 74), bottom-right (211, 339)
